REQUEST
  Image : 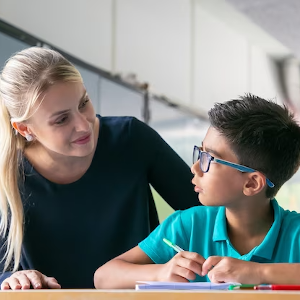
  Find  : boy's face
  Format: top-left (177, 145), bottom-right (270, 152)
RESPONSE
top-left (191, 126), bottom-right (246, 206)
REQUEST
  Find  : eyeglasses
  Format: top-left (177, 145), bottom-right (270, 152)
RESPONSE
top-left (193, 146), bottom-right (274, 188)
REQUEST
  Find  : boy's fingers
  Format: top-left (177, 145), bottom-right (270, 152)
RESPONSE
top-left (202, 256), bottom-right (223, 275)
top-left (176, 256), bottom-right (203, 277)
top-left (180, 251), bottom-right (206, 264)
top-left (173, 265), bottom-right (195, 281)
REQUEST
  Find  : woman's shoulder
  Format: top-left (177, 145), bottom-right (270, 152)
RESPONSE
top-left (98, 115), bottom-right (138, 128)
top-left (98, 115), bottom-right (154, 134)
top-left (98, 115), bottom-right (159, 146)
top-left (95, 116), bottom-right (142, 157)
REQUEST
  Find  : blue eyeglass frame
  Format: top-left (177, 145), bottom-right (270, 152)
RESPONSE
top-left (193, 145), bottom-right (274, 188)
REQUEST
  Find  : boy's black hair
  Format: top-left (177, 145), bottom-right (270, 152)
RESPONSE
top-left (208, 93), bottom-right (300, 199)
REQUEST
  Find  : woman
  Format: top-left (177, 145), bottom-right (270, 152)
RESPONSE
top-left (0, 47), bottom-right (199, 289)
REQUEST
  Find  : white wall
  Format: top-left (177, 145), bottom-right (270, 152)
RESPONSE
top-left (115, 0), bottom-right (191, 105)
top-left (0, 0), bottom-right (112, 70)
top-left (193, 3), bottom-right (248, 111)
top-left (0, 0), bottom-right (291, 112)
top-left (192, 0), bottom-right (285, 111)
top-left (250, 45), bottom-right (284, 104)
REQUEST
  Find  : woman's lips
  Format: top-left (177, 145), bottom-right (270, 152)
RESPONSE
top-left (73, 133), bottom-right (91, 144)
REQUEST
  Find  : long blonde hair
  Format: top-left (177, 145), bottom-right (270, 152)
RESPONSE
top-left (0, 47), bottom-right (82, 271)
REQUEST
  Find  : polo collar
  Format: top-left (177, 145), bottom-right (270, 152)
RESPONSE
top-left (212, 200), bottom-right (283, 260)
top-left (253, 199), bottom-right (283, 260)
top-left (213, 206), bottom-right (227, 242)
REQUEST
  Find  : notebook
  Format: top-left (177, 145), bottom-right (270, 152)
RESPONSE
top-left (135, 281), bottom-right (240, 290)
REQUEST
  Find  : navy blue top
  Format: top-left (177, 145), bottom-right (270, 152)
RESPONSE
top-left (0, 116), bottom-right (199, 288)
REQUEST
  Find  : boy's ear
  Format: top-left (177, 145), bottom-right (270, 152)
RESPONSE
top-left (243, 173), bottom-right (266, 196)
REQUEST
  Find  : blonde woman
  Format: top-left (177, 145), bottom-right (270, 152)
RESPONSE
top-left (0, 47), bottom-right (199, 289)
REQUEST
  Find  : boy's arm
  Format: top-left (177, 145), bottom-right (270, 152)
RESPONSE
top-left (202, 256), bottom-right (300, 284)
top-left (94, 246), bottom-right (205, 289)
top-left (259, 263), bottom-right (300, 284)
top-left (94, 246), bottom-right (160, 289)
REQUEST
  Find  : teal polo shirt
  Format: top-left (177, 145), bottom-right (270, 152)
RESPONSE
top-left (139, 199), bottom-right (300, 282)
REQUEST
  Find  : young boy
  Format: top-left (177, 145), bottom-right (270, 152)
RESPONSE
top-left (94, 94), bottom-right (300, 288)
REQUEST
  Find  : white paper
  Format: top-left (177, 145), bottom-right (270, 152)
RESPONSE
top-left (135, 281), bottom-right (240, 290)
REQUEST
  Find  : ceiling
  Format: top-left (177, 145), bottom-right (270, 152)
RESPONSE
top-left (226, 0), bottom-right (300, 60)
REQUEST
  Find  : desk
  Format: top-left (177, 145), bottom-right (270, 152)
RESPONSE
top-left (0, 290), bottom-right (300, 300)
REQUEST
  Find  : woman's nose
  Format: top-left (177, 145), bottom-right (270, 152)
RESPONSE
top-left (75, 113), bottom-right (89, 132)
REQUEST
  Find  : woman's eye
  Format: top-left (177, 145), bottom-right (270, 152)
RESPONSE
top-left (79, 98), bottom-right (89, 109)
top-left (55, 116), bottom-right (68, 125)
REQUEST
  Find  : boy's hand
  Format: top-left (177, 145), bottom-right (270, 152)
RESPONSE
top-left (157, 251), bottom-right (205, 282)
top-left (202, 256), bottom-right (261, 284)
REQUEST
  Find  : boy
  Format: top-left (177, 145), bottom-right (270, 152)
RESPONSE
top-left (94, 94), bottom-right (300, 288)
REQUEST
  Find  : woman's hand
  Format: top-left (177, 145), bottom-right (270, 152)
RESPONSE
top-left (1, 270), bottom-right (61, 290)
top-left (157, 251), bottom-right (205, 282)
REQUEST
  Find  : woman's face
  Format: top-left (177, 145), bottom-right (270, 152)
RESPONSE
top-left (25, 81), bottom-right (97, 158)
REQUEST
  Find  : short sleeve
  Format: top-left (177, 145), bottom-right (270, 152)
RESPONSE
top-left (138, 210), bottom-right (189, 264)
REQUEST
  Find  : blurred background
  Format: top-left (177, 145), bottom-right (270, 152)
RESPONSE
top-left (1, 0), bottom-right (300, 221)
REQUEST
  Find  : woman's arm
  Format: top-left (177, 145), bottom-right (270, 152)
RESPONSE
top-left (131, 118), bottom-right (199, 210)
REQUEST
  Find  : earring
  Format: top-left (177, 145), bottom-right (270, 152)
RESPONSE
top-left (25, 133), bottom-right (33, 142)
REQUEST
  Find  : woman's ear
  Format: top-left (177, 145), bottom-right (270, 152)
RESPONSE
top-left (12, 122), bottom-right (29, 138)
top-left (243, 172), bottom-right (266, 196)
